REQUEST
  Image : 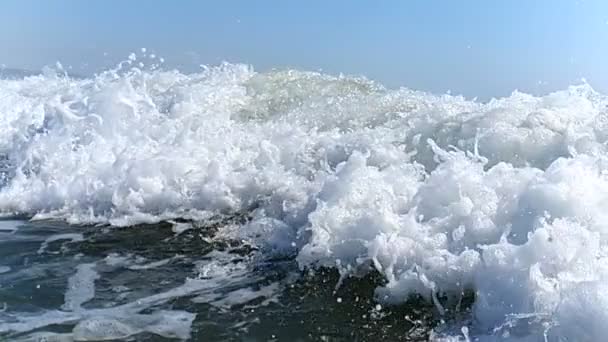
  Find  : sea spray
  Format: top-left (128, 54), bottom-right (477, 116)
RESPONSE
top-left (1, 59), bottom-right (608, 340)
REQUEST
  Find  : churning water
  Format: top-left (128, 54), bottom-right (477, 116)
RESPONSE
top-left (1, 55), bottom-right (608, 341)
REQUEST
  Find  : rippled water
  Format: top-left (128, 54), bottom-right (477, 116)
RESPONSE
top-left (0, 218), bottom-right (449, 341)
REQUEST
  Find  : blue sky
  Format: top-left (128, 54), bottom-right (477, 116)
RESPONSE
top-left (1, 0), bottom-right (607, 99)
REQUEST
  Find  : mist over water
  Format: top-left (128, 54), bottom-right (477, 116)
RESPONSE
top-left (1, 54), bottom-right (608, 340)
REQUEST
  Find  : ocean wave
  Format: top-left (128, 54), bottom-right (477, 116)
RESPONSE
top-left (1, 57), bottom-right (607, 340)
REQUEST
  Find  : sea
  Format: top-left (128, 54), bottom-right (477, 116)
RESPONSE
top-left (1, 55), bottom-right (607, 341)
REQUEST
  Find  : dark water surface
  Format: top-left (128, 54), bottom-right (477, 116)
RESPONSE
top-left (0, 219), bottom-right (453, 341)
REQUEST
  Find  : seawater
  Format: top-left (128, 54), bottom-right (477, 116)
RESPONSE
top-left (1, 55), bottom-right (608, 341)
top-left (0, 219), bottom-right (435, 341)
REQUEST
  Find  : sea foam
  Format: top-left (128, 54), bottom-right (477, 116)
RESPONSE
top-left (1, 58), bottom-right (607, 340)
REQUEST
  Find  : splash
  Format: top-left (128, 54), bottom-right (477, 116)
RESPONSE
top-left (1, 56), bottom-right (608, 340)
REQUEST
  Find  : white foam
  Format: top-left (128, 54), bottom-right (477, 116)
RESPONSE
top-left (0, 273), bottom-right (202, 339)
top-left (3, 310), bottom-right (196, 341)
top-left (72, 311), bottom-right (195, 341)
top-left (207, 283), bottom-right (281, 309)
top-left (170, 221), bottom-right (193, 235)
top-left (102, 253), bottom-right (178, 270)
top-left (127, 257), bottom-right (177, 270)
top-left (62, 263), bottom-right (99, 312)
top-left (37, 233), bottom-right (84, 254)
top-left (103, 253), bottom-right (132, 267)
top-left (0, 62), bottom-right (607, 339)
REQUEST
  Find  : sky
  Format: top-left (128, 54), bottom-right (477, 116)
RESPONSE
top-left (0, 0), bottom-right (607, 99)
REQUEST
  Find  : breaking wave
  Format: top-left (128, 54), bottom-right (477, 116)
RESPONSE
top-left (1, 55), bottom-right (608, 340)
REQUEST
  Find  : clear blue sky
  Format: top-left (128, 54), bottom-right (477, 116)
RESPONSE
top-left (1, 0), bottom-right (607, 99)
